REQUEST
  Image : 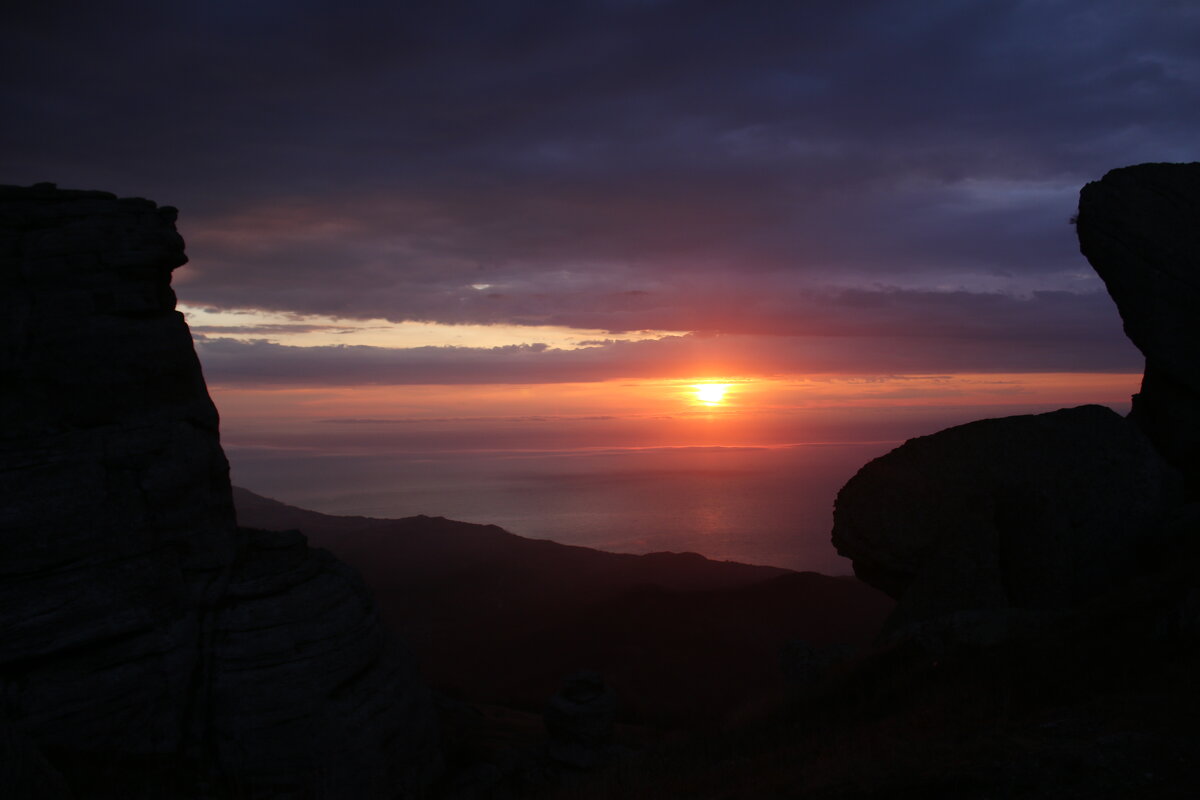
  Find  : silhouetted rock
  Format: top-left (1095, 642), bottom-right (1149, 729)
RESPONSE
top-left (779, 640), bottom-right (854, 685)
top-left (214, 528), bottom-right (439, 796)
top-left (544, 670), bottom-right (617, 769)
top-left (0, 184), bottom-right (437, 797)
top-left (1077, 162), bottom-right (1200, 485)
top-left (0, 717), bottom-right (70, 800)
top-left (832, 405), bottom-right (1179, 630)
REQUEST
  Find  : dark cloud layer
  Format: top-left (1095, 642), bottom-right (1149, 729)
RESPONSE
top-left (4, 1), bottom-right (1196, 375)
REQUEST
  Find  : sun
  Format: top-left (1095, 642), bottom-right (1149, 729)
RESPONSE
top-left (694, 383), bottom-right (730, 405)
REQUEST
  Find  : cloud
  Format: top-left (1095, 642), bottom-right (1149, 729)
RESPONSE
top-left (195, 287), bottom-right (1141, 387)
top-left (191, 323), bottom-right (361, 336)
top-left (313, 415), bottom-right (618, 424)
top-left (3, 0), bottom-right (1197, 362)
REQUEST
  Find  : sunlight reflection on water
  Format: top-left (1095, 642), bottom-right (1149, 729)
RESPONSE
top-left (228, 442), bottom-right (896, 574)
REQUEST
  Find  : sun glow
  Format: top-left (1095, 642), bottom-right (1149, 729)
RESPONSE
top-left (694, 383), bottom-right (730, 405)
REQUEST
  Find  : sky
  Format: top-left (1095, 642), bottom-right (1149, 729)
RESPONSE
top-left (4, 2), bottom-right (1197, 543)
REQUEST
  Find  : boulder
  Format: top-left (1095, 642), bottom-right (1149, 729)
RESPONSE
top-left (1076, 162), bottom-right (1200, 483)
top-left (832, 405), bottom-right (1179, 629)
top-left (779, 640), bottom-right (854, 686)
top-left (544, 670), bottom-right (617, 769)
top-left (0, 184), bottom-right (438, 797)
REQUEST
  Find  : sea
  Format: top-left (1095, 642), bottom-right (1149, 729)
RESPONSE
top-left (223, 396), bottom-right (1134, 575)
top-left (226, 440), bottom-right (899, 575)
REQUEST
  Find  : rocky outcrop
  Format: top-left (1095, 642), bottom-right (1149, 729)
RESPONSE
top-left (1077, 162), bottom-right (1200, 487)
top-left (832, 405), bottom-right (1179, 629)
top-left (544, 671), bottom-right (617, 769)
top-left (214, 528), bottom-right (439, 796)
top-left (0, 183), bottom-right (437, 797)
top-left (832, 162), bottom-right (1200, 635)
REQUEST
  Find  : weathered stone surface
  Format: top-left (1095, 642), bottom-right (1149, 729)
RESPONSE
top-left (213, 528), bottom-right (439, 796)
top-left (832, 405), bottom-right (1179, 629)
top-left (0, 184), bottom-right (437, 797)
top-left (0, 716), bottom-right (71, 799)
top-left (1077, 162), bottom-right (1200, 482)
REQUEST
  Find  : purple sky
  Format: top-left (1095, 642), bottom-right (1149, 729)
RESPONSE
top-left (5, 1), bottom-right (1197, 386)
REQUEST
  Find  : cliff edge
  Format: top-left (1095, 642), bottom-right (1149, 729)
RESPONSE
top-left (0, 183), bottom-right (438, 798)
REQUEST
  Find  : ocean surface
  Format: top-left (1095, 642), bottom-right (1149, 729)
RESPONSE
top-left (227, 441), bottom-right (900, 575)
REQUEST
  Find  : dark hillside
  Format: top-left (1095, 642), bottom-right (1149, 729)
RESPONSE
top-left (233, 487), bottom-right (893, 726)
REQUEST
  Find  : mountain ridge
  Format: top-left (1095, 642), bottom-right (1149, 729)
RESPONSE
top-left (232, 486), bottom-right (893, 727)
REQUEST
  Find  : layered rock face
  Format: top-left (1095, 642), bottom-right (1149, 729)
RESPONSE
top-left (1076, 162), bottom-right (1200, 489)
top-left (0, 184), bottom-right (436, 797)
top-left (833, 162), bottom-right (1200, 633)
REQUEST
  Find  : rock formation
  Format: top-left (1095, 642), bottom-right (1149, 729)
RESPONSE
top-left (0, 183), bottom-right (437, 797)
top-left (1076, 162), bottom-right (1200, 490)
top-left (544, 670), bottom-right (617, 769)
top-left (832, 405), bottom-right (1178, 628)
top-left (833, 162), bottom-right (1200, 633)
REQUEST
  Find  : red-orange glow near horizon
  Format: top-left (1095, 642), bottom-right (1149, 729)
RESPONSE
top-left (206, 373), bottom-right (1142, 442)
